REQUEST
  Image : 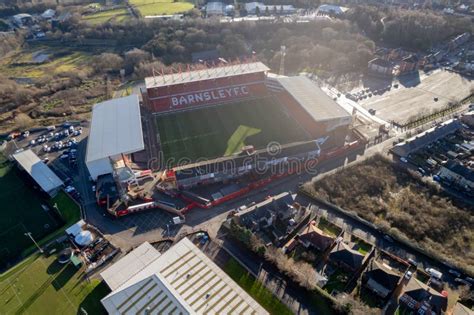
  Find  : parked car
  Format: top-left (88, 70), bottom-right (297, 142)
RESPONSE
top-left (465, 277), bottom-right (474, 284)
top-left (65, 186), bottom-right (76, 193)
top-left (426, 268), bottom-right (443, 280)
top-left (400, 157), bottom-right (408, 163)
top-left (449, 269), bottom-right (461, 278)
top-left (404, 271), bottom-right (413, 280)
top-left (407, 258), bottom-right (418, 267)
top-left (383, 235), bottom-right (394, 243)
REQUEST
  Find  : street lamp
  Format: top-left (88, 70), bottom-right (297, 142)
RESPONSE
top-left (24, 232), bottom-right (43, 253)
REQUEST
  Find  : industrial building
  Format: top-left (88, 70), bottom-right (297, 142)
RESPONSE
top-left (12, 149), bottom-right (63, 197)
top-left (100, 238), bottom-right (268, 314)
top-left (86, 94), bottom-right (144, 180)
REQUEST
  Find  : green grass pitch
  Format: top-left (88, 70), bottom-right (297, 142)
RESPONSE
top-left (0, 158), bottom-right (64, 269)
top-left (155, 97), bottom-right (309, 166)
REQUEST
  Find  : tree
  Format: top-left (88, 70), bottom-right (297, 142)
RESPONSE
top-left (255, 6), bottom-right (260, 16)
top-left (92, 53), bottom-right (124, 74)
top-left (124, 48), bottom-right (150, 74)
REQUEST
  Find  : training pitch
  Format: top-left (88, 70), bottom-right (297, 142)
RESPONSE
top-left (155, 98), bottom-right (309, 165)
top-left (0, 159), bottom-right (62, 269)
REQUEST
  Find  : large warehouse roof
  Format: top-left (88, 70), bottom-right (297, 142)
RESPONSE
top-left (145, 62), bottom-right (269, 89)
top-left (12, 149), bottom-right (63, 194)
top-left (86, 95), bottom-right (144, 163)
top-left (277, 76), bottom-right (351, 122)
top-left (101, 238), bottom-right (268, 315)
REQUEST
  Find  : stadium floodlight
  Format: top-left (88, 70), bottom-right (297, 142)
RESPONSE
top-left (24, 232), bottom-right (43, 253)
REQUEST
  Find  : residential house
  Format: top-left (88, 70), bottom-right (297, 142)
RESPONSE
top-left (368, 58), bottom-right (393, 77)
top-left (244, 2), bottom-right (296, 15)
top-left (41, 9), bottom-right (56, 20)
top-left (317, 4), bottom-right (349, 15)
top-left (399, 54), bottom-right (420, 74)
top-left (205, 2), bottom-right (225, 16)
top-left (363, 260), bottom-right (401, 299)
top-left (285, 220), bottom-right (335, 253)
top-left (12, 13), bottom-right (34, 27)
top-left (449, 33), bottom-right (470, 51)
top-left (399, 277), bottom-right (448, 315)
top-left (438, 160), bottom-right (474, 190)
top-left (233, 192), bottom-right (308, 245)
top-left (328, 239), bottom-right (367, 273)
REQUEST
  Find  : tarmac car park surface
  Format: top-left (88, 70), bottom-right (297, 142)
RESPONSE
top-left (357, 70), bottom-right (474, 125)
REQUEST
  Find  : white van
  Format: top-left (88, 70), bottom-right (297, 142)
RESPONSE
top-left (426, 268), bottom-right (443, 280)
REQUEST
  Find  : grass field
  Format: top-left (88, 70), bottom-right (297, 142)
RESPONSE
top-left (0, 48), bottom-right (91, 78)
top-left (0, 159), bottom-right (62, 270)
top-left (0, 254), bottom-right (109, 315)
top-left (155, 98), bottom-right (308, 165)
top-left (130, 0), bottom-right (194, 16)
top-left (223, 258), bottom-right (293, 315)
top-left (82, 8), bottom-right (131, 25)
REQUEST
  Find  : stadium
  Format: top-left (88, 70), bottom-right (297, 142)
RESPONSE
top-left (86, 61), bottom-right (359, 217)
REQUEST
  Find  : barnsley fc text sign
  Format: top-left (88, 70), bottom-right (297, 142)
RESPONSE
top-left (171, 86), bottom-right (249, 107)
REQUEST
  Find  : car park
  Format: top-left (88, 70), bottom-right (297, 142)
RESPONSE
top-left (449, 269), bottom-right (461, 278)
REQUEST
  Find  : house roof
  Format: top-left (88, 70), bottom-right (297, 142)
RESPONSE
top-left (329, 241), bottom-right (365, 270)
top-left (86, 94), bottom-right (144, 163)
top-left (298, 222), bottom-right (335, 252)
top-left (444, 160), bottom-right (474, 182)
top-left (318, 4), bottom-right (349, 14)
top-left (403, 54), bottom-right (419, 63)
top-left (12, 149), bottom-right (63, 194)
top-left (403, 277), bottom-right (447, 314)
top-left (369, 58), bottom-right (392, 68)
top-left (276, 76), bottom-right (351, 122)
top-left (365, 260), bottom-right (401, 291)
top-left (237, 192), bottom-right (295, 228)
top-left (101, 238), bottom-right (268, 314)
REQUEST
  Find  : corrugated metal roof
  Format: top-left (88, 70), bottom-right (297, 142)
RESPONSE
top-left (101, 242), bottom-right (161, 291)
top-left (101, 238), bottom-right (269, 315)
top-left (86, 95), bottom-right (144, 163)
top-left (277, 76), bottom-right (351, 122)
top-left (12, 149), bottom-right (63, 194)
top-left (144, 62), bottom-right (269, 89)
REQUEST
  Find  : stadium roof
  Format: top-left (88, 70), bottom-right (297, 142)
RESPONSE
top-left (12, 149), bottom-right (63, 195)
top-left (86, 95), bottom-right (144, 163)
top-left (145, 62), bottom-right (269, 89)
top-left (276, 76), bottom-right (351, 122)
top-left (101, 238), bottom-right (268, 315)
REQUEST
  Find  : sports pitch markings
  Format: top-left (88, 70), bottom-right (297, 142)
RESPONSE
top-left (224, 125), bottom-right (261, 156)
top-left (155, 98), bottom-right (309, 165)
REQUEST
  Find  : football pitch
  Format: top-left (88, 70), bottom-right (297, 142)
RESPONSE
top-left (0, 158), bottom-right (62, 270)
top-left (155, 98), bottom-right (309, 166)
